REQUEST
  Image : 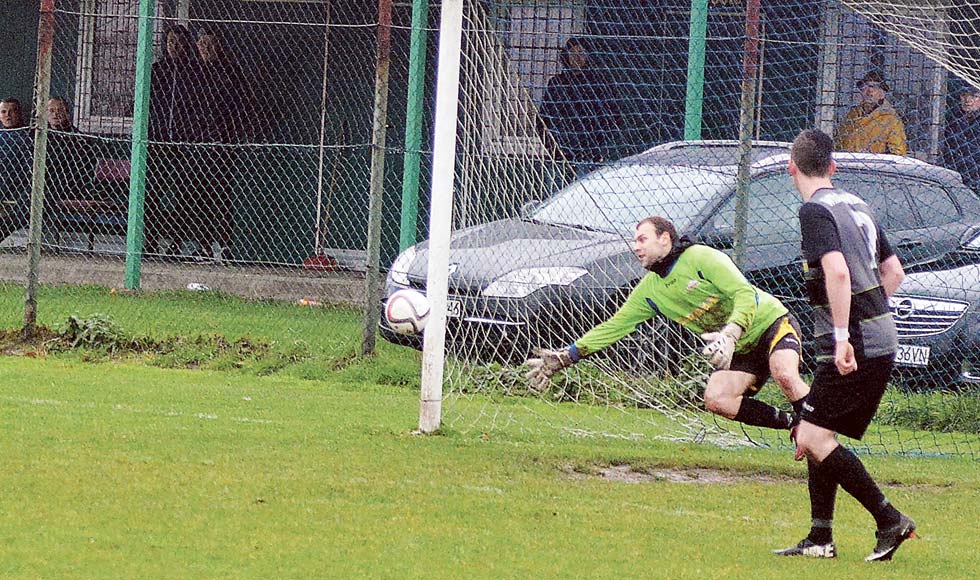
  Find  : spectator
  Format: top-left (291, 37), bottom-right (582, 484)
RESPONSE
top-left (45, 97), bottom-right (96, 207)
top-left (197, 28), bottom-right (255, 144)
top-left (194, 28), bottom-right (255, 261)
top-left (941, 85), bottom-right (980, 193)
top-left (0, 98), bottom-right (32, 244)
top-left (146, 24), bottom-right (206, 259)
top-left (539, 37), bottom-right (617, 172)
top-left (150, 24), bottom-right (205, 143)
top-left (834, 70), bottom-right (908, 156)
top-left (1, 98), bottom-right (27, 130)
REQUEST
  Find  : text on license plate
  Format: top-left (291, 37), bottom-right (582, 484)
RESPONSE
top-left (447, 300), bottom-right (463, 318)
top-left (894, 344), bottom-right (930, 367)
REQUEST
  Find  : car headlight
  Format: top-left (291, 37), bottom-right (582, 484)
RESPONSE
top-left (482, 267), bottom-right (588, 298)
top-left (389, 246), bottom-right (418, 287)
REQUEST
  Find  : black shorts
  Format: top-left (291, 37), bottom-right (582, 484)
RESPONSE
top-left (801, 355), bottom-right (895, 440)
top-left (725, 314), bottom-right (802, 394)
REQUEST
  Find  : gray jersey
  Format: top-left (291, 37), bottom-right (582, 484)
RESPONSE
top-left (800, 188), bottom-right (897, 361)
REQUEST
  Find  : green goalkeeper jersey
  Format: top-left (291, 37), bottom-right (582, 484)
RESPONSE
top-left (572, 244), bottom-right (787, 358)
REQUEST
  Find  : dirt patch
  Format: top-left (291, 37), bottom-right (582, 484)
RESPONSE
top-left (0, 326), bottom-right (58, 356)
top-left (566, 463), bottom-right (949, 489)
top-left (566, 463), bottom-right (795, 485)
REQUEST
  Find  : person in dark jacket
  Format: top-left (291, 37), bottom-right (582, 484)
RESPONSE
top-left (0, 98), bottom-right (32, 244)
top-left (193, 28), bottom-right (255, 261)
top-left (941, 85), bottom-right (980, 193)
top-left (146, 24), bottom-right (206, 258)
top-left (45, 97), bottom-right (96, 208)
top-left (539, 37), bottom-right (617, 172)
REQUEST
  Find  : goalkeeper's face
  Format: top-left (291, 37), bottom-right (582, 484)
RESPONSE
top-left (633, 222), bottom-right (673, 270)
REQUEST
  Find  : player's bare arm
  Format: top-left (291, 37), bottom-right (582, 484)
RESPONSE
top-left (878, 255), bottom-right (905, 297)
top-left (819, 250), bottom-right (856, 375)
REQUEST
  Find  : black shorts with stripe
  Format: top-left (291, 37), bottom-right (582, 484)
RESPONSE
top-left (728, 314), bottom-right (802, 395)
top-left (801, 355), bottom-right (895, 440)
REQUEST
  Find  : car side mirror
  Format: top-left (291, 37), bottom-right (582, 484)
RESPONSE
top-left (701, 226), bottom-right (734, 250)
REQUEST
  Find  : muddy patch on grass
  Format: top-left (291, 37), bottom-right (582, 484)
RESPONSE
top-left (566, 463), bottom-right (951, 489)
top-left (566, 463), bottom-right (794, 485)
top-left (0, 326), bottom-right (58, 356)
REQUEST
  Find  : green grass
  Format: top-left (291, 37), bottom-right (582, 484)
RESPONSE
top-left (1, 283), bottom-right (979, 577)
top-left (0, 283), bottom-right (422, 385)
top-left (1, 358), bottom-right (978, 579)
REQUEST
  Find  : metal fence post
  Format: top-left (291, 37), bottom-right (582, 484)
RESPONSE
top-left (123, 0), bottom-right (155, 290)
top-left (399, 0), bottom-right (430, 252)
top-left (23, 0), bottom-right (56, 339)
top-left (361, 0), bottom-right (394, 356)
top-left (734, 0), bottom-right (761, 269)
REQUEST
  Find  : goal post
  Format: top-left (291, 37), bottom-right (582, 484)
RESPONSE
top-left (419, 0), bottom-right (465, 434)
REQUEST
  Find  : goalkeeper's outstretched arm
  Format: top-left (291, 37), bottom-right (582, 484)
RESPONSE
top-left (525, 283), bottom-right (656, 389)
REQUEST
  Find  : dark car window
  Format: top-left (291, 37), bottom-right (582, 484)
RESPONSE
top-left (910, 182), bottom-right (962, 225)
top-left (533, 162), bottom-right (733, 233)
top-left (711, 174), bottom-right (802, 246)
top-left (833, 172), bottom-right (919, 230)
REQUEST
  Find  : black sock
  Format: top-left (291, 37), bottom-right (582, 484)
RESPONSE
top-left (732, 398), bottom-right (792, 429)
top-left (822, 446), bottom-right (901, 529)
top-left (789, 396), bottom-right (808, 427)
top-left (806, 458), bottom-right (837, 544)
top-left (791, 395), bottom-right (807, 416)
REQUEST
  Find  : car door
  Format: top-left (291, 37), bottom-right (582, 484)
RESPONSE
top-left (834, 171), bottom-right (964, 269)
top-left (907, 180), bottom-right (978, 268)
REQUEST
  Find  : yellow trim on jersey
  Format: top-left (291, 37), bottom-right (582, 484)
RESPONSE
top-left (768, 316), bottom-right (799, 355)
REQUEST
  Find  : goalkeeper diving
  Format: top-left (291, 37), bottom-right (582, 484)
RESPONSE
top-left (526, 216), bottom-right (810, 431)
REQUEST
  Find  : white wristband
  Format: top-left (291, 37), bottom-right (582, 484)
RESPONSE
top-left (833, 327), bottom-right (850, 342)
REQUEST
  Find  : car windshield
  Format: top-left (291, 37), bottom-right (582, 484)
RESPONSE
top-left (531, 163), bottom-right (735, 233)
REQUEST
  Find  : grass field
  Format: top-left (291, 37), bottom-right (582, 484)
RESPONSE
top-left (1, 286), bottom-right (978, 578)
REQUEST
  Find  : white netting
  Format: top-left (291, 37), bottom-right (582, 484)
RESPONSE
top-left (381, 0), bottom-right (980, 459)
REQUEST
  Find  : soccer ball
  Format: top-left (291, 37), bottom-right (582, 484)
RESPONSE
top-left (384, 289), bottom-right (431, 336)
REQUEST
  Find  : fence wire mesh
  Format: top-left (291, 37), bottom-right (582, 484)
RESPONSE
top-left (2, 0), bottom-right (979, 457)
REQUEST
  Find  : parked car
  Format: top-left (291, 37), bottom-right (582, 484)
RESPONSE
top-left (888, 249), bottom-right (980, 390)
top-left (380, 140), bottom-right (980, 375)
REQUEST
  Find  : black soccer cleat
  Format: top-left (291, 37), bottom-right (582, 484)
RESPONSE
top-left (866, 513), bottom-right (917, 562)
top-left (773, 538), bottom-right (837, 559)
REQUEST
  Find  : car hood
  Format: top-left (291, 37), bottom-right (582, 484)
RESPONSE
top-left (402, 218), bottom-right (641, 286)
top-left (897, 264), bottom-right (980, 304)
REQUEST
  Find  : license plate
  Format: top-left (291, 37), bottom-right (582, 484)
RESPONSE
top-left (447, 300), bottom-right (463, 318)
top-left (894, 344), bottom-right (930, 367)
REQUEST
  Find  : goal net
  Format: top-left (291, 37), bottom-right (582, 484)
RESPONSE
top-left (402, 0), bottom-right (980, 458)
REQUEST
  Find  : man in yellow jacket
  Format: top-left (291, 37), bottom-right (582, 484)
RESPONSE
top-left (835, 71), bottom-right (908, 156)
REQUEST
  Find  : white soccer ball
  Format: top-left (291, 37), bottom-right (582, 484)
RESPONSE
top-left (384, 289), bottom-right (431, 336)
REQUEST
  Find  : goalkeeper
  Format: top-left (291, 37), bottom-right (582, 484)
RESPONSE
top-left (526, 216), bottom-right (809, 431)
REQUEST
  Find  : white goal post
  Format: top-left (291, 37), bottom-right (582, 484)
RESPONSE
top-left (419, 0), bottom-right (465, 433)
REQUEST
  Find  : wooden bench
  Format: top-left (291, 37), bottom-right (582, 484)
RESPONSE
top-left (48, 158), bottom-right (130, 251)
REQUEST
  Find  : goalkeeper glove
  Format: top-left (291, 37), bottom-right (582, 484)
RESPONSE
top-left (700, 323), bottom-right (743, 370)
top-left (525, 347), bottom-right (574, 391)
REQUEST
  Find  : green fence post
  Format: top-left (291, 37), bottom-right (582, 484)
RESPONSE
top-left (399, 0), bottom-right (429, 252)
top-left (123, 0), bottom-right (154, 290)
top-left (684, 0), bottom-right (708, 140)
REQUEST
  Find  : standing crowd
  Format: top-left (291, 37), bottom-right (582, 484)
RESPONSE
top-left (146, 25), bottom-right (256, 262)
top-left (1, 24), bottom-right (255, 261)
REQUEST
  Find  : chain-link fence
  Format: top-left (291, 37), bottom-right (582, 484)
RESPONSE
top-left (3, 0), bottom-right (980, 456)
top-left (2, 0), bottom-right (442, 354)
